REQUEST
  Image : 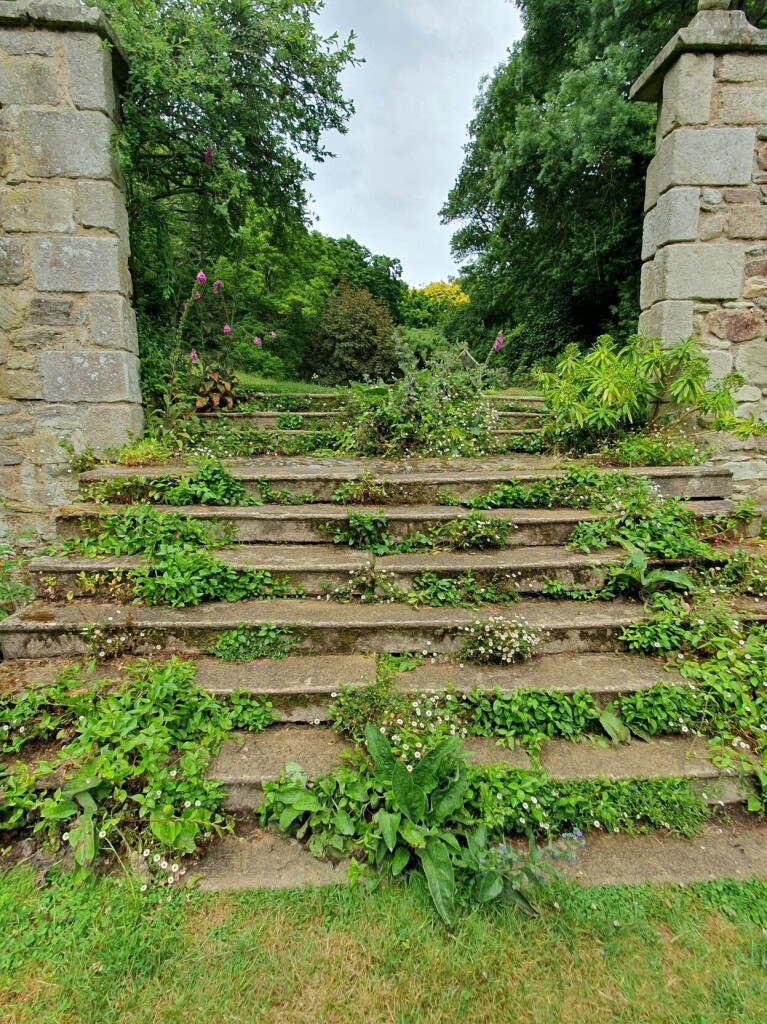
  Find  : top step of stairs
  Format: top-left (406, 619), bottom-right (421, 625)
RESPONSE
top-left (79, 458), bottom-right (734, 502)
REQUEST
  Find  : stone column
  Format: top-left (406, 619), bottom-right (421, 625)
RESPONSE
top-left (0, 0), bottom-right (142, 540)
top-left (632, 2), bottom-right (767, 503)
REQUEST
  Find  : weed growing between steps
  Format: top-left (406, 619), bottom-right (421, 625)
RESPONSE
top-left (208, 623), bottom-right (305, 662)
top-left (322, 510), bottom-right (513, 554)
top-left (0, 658), bottom-right (274, 874)
top-left (0, 545), bottom-right (31, 621)
top-left (82, 457), bottom-right (258, 507)
top-left (442, 468), bottom-right (651, 511)
top-left (260, 723), bottom-right (577, 925)
top-left (54, 505), bottom-right (237, 557)
top-left (323, 568), bottom-right (522, 607)
top-left (260, 725), bottom-right (709, 925)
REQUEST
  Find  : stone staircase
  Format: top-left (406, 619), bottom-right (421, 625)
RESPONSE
top-left (1, 391), bottom-right (766, 886)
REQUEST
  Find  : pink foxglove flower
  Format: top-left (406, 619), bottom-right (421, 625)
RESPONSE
top-left (203, 145), bottom-right (214, 166)
top-left (222, 324), bottom-right (231, 336)
top-left (213, 280), bottom-right (223, 295)
top-left (196, 271), bottom-right (207, 285)
top-left (193, 291), bottom-right (201, 301)
top-left (189, 349), bottom-right (199, 362)
top-left (270, 331), bottom-right (277, 339)
top-left (253, 337), bottom-right (262, 346)
top-left (494, 332), bottom-right (504, 353)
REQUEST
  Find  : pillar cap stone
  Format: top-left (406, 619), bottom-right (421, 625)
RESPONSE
top-left (631, 7), bottom-right (761, 102)
top-left (0, 2), bottom-right (128, 78)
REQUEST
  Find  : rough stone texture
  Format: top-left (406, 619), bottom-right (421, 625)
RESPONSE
top-left (78, 181), bottom-right (129, 238)
top-left (17, 110), bottom-right (115, 181)
top-left (0, 10), bottom-right (142, 542)
top-left (63, 32), bottom-right (116, 116)
top-left (641, 186), bottom-right (700, 260)
top-left (657, 53), bottom-right (714, 139)
top-left (30, 237), bottom-right (126, 293)
top-left (634, 9), bottom-right (767, 505)
top-left (717, 84), bottom-right (767, 124)
top-left (0, 237), bottom-right (25, 285)
top-left (708, 306), bottom-right (764, 341)
top-left (655, 127), bottom-right (755, 192)
top-left (41, 350), bottom-right (141, 403)
top-left (0, 185), bottom-right (75, 233)
top-left (86, 294), bottom-right (138, 352)
top-left (0, 53), bottom-right (58, 106)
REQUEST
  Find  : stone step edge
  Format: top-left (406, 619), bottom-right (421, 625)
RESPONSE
top-left (0, 653), bottom-right (683, 722)
top-left (211, 728), bottom-right (756, 812)
top-left (195, 818), bottom-right (767, 890)
top-left (79, 462), bottom-right (731, 484)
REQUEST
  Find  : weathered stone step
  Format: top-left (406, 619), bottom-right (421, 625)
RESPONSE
top-left (79, 458), bottom-right (734, 503)
top-left (199, 410), bottom-right (340, 428)
top-left (198, 409), bottom-right (544, 429)
top-left (0, 597), bottom-right (653, 661)
top-left (0, 652), bottom-right (676, 724)
top-left (400, 652), bottom-right (679, 696)
top-left (213, 726), bottom-right (751, 811)
top-left (55, 499), bottom-right (740, 548)
top-left (196, 817), bottom-right (767, 890)
top-left (26, 542), bottom-right (687, 599)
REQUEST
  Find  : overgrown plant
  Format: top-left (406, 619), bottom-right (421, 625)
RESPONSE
top-left (208, 623), bottom-right (305, 662)
top-left (534, 335), bottom-right (760, 452)
top-left (0, 659), bottom-right (275, 873)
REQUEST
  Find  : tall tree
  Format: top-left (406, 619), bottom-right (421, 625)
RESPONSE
top-left (92, 1), bottom-right (358, 317)
top-left (442, 1), bottom-right (705, 374)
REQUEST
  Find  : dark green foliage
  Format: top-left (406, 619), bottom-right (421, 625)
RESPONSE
top-left (314, 284), bottom-right (398, 384)
top-left (208, 623), bottom-right (304, 662)
top-left (0, 658), bottom-right (274, 867)
top-left (55, 506), bottom-right (236, 557)
top-left (441, 1), bottom-right (701, 367)
top-left (129, 549), bottom-right (292, 608)
top-left (92, 1), bottom-right (356, 316)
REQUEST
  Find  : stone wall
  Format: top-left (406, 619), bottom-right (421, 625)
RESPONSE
top-left (632, 3), bottom-right (767, 505)
top-left (0, 1), bottom-right (142, 541)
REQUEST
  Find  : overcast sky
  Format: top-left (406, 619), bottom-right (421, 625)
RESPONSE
top-left (310, 0), bottom-right (523, 287)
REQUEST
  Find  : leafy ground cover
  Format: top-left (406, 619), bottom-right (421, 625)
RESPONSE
top-left (1, 868), bottom-right (766, 1024)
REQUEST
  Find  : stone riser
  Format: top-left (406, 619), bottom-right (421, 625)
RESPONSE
top-left (196, 410), bottom-right (543, 430)
top-left (0, 616), bottom-right (635, 663)
top-left (55, 500), bottom-right (741, 548)
top-left (56, 506), bottom-right (593, 548)
top-left (77, 465), bottom-right (735, 504)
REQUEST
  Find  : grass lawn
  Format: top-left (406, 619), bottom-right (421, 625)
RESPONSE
top-left (2, 868), bottom-right (766, 1024)
top-left (236, 374), bottom-right (342, 395)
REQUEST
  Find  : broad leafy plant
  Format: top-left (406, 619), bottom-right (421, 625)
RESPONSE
top-left (534, 335), bottom-right (747, 451)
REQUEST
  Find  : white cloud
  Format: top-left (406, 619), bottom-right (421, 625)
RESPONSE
top-left (310, 0), bottom-right (522, 286)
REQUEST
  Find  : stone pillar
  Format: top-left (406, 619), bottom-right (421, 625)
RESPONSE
top-left (632, 2), bottom-right (767, 503)
top-left (0, 0), bottom-right (142, 540)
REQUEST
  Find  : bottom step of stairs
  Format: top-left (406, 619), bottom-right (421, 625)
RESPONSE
top-left (196, 816), bottom-right (767, 891)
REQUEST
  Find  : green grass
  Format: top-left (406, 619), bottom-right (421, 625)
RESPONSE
top-left (237, 374), bottom-right (342, 395)
top-left (2, 867), bottom-right (766, 1023)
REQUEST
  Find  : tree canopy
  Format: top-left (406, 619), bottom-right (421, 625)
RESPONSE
top-left (441, 1), bottom-right (720, 376)
top-left (93, 0), bottom-right (359, 313)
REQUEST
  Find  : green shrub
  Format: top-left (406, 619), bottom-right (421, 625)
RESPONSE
top-left (534, 335), bottom-right (742, 451)
top-left (314, 283), bottom-right (398, 384)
